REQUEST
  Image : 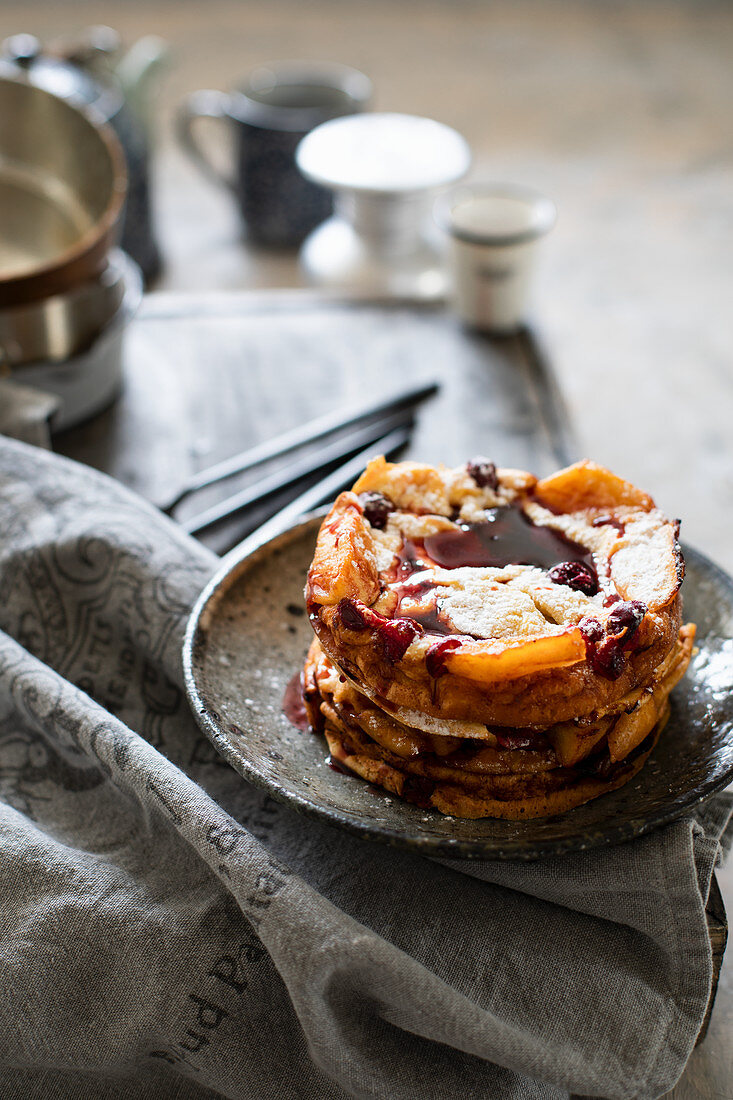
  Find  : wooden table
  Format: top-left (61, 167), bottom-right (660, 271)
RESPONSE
top-left (8, 1), bottom-right (733, 1096)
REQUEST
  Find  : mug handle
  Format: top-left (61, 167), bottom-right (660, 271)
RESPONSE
top-left (176, 89), bottom-right (236, 191)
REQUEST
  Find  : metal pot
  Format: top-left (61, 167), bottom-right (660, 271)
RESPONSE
top-left (12, 250), bottom-right (143, 432)
top-left (0, 76), bottom-right (127, 309)
top-left (0, 31), bottom-right (164, 284)
top-left (0, 250), bottom-right (128, 367)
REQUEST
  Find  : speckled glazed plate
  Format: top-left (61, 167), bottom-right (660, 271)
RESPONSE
top-left (183, 515), bottom-right (733, 860)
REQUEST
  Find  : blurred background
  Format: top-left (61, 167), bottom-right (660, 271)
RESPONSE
top-left (4, 0), bottom-right (731, 565)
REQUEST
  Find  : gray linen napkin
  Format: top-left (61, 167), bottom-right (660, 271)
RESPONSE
top-left (0, 434), bottom-right (729, 1100)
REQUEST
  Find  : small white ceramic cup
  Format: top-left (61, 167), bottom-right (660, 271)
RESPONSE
top-left (437, 183), bottom-right (556, 332)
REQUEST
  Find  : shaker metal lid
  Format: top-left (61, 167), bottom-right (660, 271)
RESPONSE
top-left (296, 112), bottom-right (471, 195)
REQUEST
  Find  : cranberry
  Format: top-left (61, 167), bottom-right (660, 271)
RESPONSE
top-left (337, 598), bottom-right (420, 663)
top-left (425, 636), bottom-right (462, 678)
top-left (579, 616), bottom-right (604, 643)
top-left (359, 492), bottom-right (393, 530)
top-left (579, 600), bottom-right (647, 680)
top-left (466, 458), bottom-right (498, 490)
top-left (337, 598), bottom-right (369, 631)
top-left (548, 560), bottom-right (599, 596)
top-left (378, 618), bottom-right (421, 663)
top-left (591, 643), bottom-right (626, 680)
top-left (606, 600), bottom-right (647, 639)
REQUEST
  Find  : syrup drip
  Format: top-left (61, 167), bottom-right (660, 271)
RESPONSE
top-left (337, 598), bottom-right (421, 662)
top-left (410, 603), bottom-right (453, 637)
top-left (282, 672), bottom-right (309, 732)
top-left (425, 636), bottom-right (463, 677)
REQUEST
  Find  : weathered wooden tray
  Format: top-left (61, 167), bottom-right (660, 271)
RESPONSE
top-left (55, 292), bottom-right (575, 553)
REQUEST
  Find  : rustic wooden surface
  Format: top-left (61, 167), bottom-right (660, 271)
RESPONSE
top-left (55, 295), bottom-right (577, 553)
top-left (8, 0), bottom-right (733, 1096)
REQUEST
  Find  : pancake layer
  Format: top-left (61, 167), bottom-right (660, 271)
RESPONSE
top-left (302, 627), bottom-right (693, 819)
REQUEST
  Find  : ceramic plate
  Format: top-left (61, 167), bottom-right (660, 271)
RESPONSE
top-left (183, 515), bottom-right (733, 860)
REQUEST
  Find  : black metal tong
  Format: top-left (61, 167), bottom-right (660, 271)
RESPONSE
top-left (164, 379), bottom-right (438, 538)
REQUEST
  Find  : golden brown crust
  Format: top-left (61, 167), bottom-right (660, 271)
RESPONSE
top-left (305, 493), bottom-right (380, 607)
top-left (320, 691), bottom-right (665, 821)
top-left (303, 627), bottom-right (693, 820)
top-left (533, 460), bottom-right (655, 514)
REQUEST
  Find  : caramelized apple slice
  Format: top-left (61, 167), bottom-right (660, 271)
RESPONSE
top-left (607, 626), bottom-right (695, 761)
top-left (546, 720), bottom-right (611, 767)
top-left (323, 726), bottom-right (407, 797)
top-left (306, 493), bottom-right (380, 606)
top-left (441, 629), bottom-right (586, 684)
top-left (607, 695), bottom-right (667, 762)
top-left (535, 460), bottom-right (654, 514)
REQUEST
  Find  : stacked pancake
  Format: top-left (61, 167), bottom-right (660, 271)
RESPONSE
top-left (303, 458), bottom-right (695, 819)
